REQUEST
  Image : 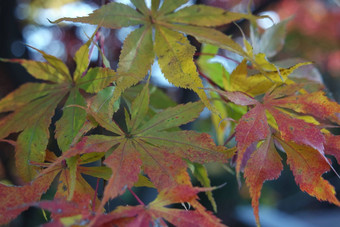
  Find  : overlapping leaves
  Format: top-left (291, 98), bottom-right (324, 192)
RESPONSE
top-left (14, 186), bottom-right (224, 227)
top-left (91, 186), bottom-right (225, 227)
top-left (39, 83), bottom-right (228, 211)
top-left (217, 83), bottom-right (340, 225)
top-left (0, 39), bottom-right (117, 182)
top-left (54, 0), bottom-right (264, 111)
top-left (1, 1), bottom-right (340, 226)
top-left (0, 172), bottom-right (58, 225)
top-left (0, 148), bottom-right (111, 224)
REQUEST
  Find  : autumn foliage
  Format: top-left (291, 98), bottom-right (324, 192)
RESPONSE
top-left (1, 1), bottom-right (340, 226)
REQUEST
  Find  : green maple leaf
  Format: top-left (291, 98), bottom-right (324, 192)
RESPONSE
top-left (39, 83), bottom-right (228, 209)
top-left (53, 0), bottom-right (264, 111)
top-left (0, 38), bottom-right (118, 182)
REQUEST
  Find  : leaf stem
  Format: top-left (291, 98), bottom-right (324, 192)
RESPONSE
top-left (224, 132), bottom-right (235, 146)
top-left (128, 188), bottom-right (145, 206)
top-left (98, 32), bottom-right (106, 68)
top-left (88, 32), bottom-right (100, 62)
top-left (196, 67), bottom-right (230, 104)
top-left (92, 178), bottom-right (100, 212)
top-left (196, 67), bottom-right (224, 90)
top-left (81, 30), bottom-right (100, 78)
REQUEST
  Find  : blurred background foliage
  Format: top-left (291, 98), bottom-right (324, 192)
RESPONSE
top-left (0, 0), bottom-right (340, 226)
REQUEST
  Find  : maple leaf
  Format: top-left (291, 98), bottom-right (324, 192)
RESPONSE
top-left (0, 171), bottom-right (59, 225)
top-left (0, 38), bottom-right (118, 182)
top-left (34, 150), bottom-right (109, 209)
top-left (226, 59), bottom-right (311, 97)
top-left (25, 186), bottom-right (224, 226)
top-left (10, 195), bottom-right (95, 226)
top-left (33, 199), bottom-right (94, 227)
top-left (53, 1), bottom-right (265, 111)
top-left (268, 90), bottom-right (340, 125)
top-left (214, 84), bottom-right (340, 225)
top-left (91, 185), bottom-right (225, 227)
top-left (0, 149), bottom-right (99, 226)
top-left (214, 84), bottom-right (327, 172)
top-left (196, 44), bottom-right (249, 146)
top-left (188, 161), bottom-right (218, 212)
top-left (0, 149), bottom-right (109, 225)
top-left (39, 83), bottom-right (228, 210)
top-left (277, 138), bottom-right (340, 206)
top-left (324, 133), bottom-right (340, 164)
top-left (251, 18), bottom-right (290, 58)
top-left (243, 135), bottom-right (283, 226)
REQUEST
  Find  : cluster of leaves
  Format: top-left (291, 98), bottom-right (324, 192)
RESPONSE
top-left (1, 0), bottom-right (340, 226)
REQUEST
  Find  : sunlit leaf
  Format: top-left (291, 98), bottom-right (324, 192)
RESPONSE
top-left (162, 5), bottom-right (265, 26)
top-left (53, 2), bottom-right (145, 28)
top-left (117, 25), bottom-right (154, 80)
top-left (53, 0), bottom-right (262, 111)
top-left (229, 60), bottom-right (311, 96)
top-left (154, 25), bottom-right (213, 111)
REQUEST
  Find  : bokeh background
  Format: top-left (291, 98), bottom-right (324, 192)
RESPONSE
top-left (0, 0), bottom-right (340, 226)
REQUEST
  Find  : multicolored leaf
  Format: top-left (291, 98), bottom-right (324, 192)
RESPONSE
top-left (219, 83), bottom-right (340, 224)
top-left (268, 91), bottom-right (340, 124)
top-left (277, 138), bottom-right (340, 206)
top-left (235, 103), bottom-right (269, 173)
top-left (0, 172), bottom-right (58, 225)
top-left (92, 186), bottom-right (225, 227)
top-left (39, 84), bottom-right (227, 210)
top-left (0, 37), bottom-right (118, 181)
top-left (53, 0), bottom-right (264, 111)
top-left (244, 136), bottom-right (283, 225)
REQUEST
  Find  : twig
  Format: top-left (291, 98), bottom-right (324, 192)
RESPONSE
top-left (128, 188), bottom-right (145, 206)
top-left (196, 67), bottom-right (230, 104)
top-left (224, 132), bottom-right (236, 146)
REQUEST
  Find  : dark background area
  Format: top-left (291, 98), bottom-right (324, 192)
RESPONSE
top-left (1, 0), bottom-right (340, 226)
